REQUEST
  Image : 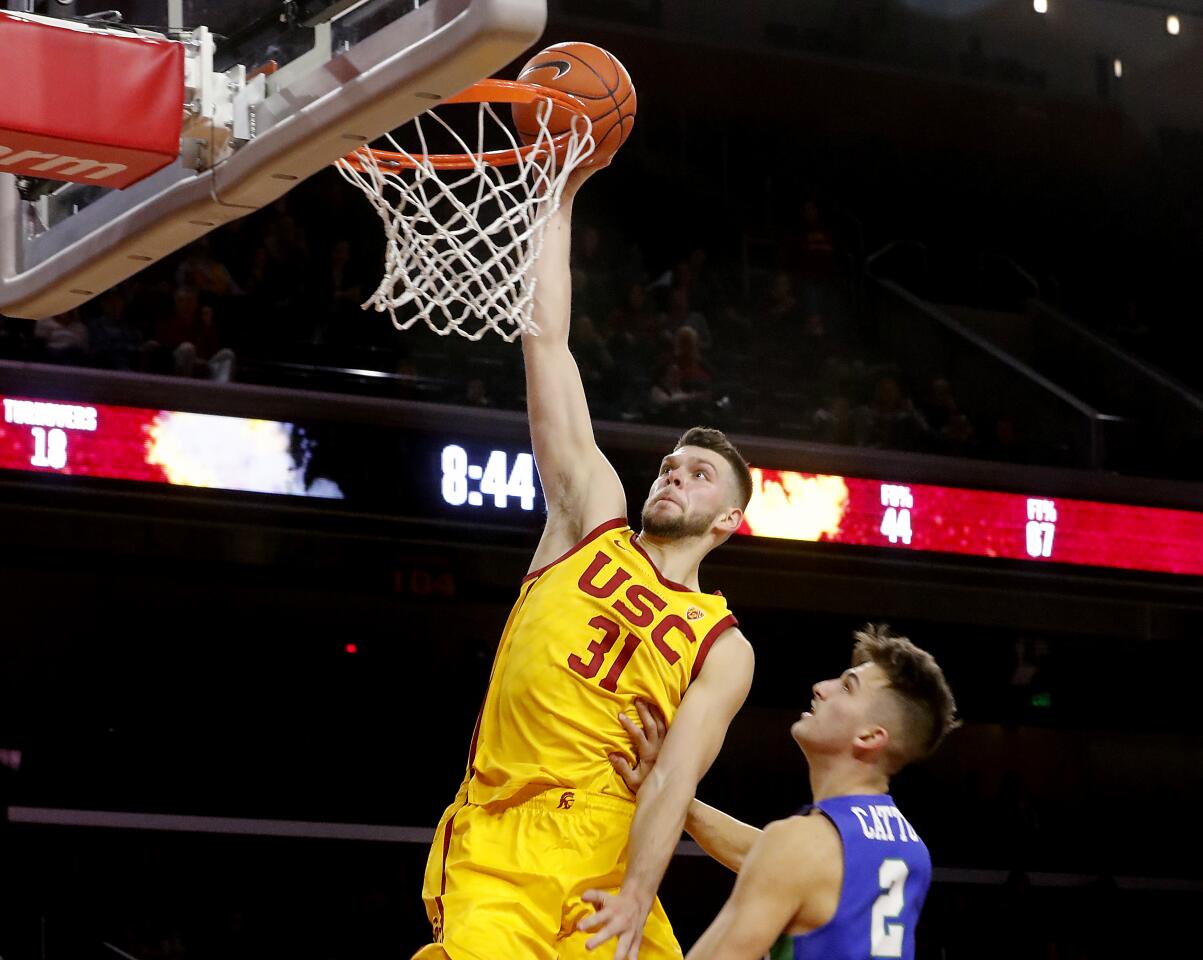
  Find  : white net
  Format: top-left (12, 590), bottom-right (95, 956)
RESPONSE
top-left (335, 94), bottom-right (594, 341)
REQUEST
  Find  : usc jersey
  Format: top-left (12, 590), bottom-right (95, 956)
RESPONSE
top-left (466, 518), bottom-right (738, 806)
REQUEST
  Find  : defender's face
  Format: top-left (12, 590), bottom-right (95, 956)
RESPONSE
top-left (641, 446), bottom-right (738, 540)
top-left (791, 661), bottom-right (889, 753)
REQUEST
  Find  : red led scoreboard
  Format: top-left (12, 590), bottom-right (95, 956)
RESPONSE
top-left (3, 393), bottom-right (1203, 578)
top-left (738, 468), bottom-right (1203, 577)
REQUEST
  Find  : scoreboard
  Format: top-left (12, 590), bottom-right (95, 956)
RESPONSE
top-left (3, 393), bottom-right (1203, 578)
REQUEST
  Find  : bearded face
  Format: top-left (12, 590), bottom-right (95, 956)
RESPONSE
top-left (640, 491), bottom-right (724, 539)
top-left (641, 445), bottom-right (742, 543)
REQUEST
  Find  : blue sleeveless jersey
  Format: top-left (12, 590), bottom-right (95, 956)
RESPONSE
top-left (767, 794), bottom-right (931, 960)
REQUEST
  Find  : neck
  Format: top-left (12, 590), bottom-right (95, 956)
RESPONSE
top-left (635, 531), bottom-right (710, 590)
top-left (806, 755), bottom-right (890, 803)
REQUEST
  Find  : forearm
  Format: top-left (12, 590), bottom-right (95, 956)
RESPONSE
top-left (685, 800), bottom-right (762, 874)
top-left (620, 770), bottom-right (696, 903)
top-left (526, 194), bottom-right (574, 347)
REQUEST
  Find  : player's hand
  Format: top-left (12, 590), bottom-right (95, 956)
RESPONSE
top-left (610, 699), bottom-right (667, 795)
top-left (578, 887), bottom-right (650, 958)
top-left (563, 161), bottom-right (608, 199)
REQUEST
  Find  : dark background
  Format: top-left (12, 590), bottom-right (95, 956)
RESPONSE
top-left (4, 1), bottom-right (1203, 957)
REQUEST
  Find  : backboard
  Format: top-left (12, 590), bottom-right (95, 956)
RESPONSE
top-left (0, 0), bottom-right (546, 319)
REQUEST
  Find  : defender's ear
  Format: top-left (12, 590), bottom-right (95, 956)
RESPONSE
top-left (852, 725), bottom-right (890, 763)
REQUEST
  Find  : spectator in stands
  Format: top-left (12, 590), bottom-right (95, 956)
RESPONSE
top-left (795, 308), bottom-right (834, 383)
top-left (853, 374), bottom-right (931, 450)
top-left (918, 376), bottom-right (977, 456)
top-left (229, 242), bottom-right (287, 354)
top-left (465, 377), bottom-right (494, 408)
top-left (659, 282), bottom-right (711, 350)
top-left (810, 394), bottom-right (855, 445)
top-left (175, 236), bottom-right (242, 300)
top-left (34, 309), bottom-right (89, 364)
top-left (608, 281), bottom-right (657, 345)
top-left (648, 362), bottom-right (704, 421)
top-left (314, 237), bottom-right (374, 347)
top-left (783, 196), bottom-right (841, 318)
top-left (242, 242), bottom-right (287, 309)
top-left (572, 222), bottom-right (618, 322)
top-left (569, 311), bottom-right (617, 413)
top-left (921, 376), bottom-right (960, 435)
top-left (85, 288), bottom-right (142, 370)
top-left (324, 239), bottom-right (365, 313)
top-left (940, 412), bottom-right (977, 457)
top-left (761, 271), bottom-right (806, 338)
top-left (673, 326), bottom-right (712, 396)
top-left (173, 300), bottom-right (235, 381)
top-left (600, 281), bottom-right (658, 417)
top-left (262, 202), bottom-right (312, 291)
top-left (683, 246), bottom-right (716, 316)
top-left (154, 285), bottom-right (202, 354)
top-left (653, 247), bottom-right (716, 316)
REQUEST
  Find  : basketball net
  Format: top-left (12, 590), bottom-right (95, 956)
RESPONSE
top-left (336, 90), bottom-right (595, 341)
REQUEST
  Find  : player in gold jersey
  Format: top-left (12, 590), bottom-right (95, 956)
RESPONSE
top-left (412, 168), bottom-right (756, 960)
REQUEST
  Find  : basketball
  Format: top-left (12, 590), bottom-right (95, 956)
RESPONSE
top-left (511, 42), bottom-right (637, 168)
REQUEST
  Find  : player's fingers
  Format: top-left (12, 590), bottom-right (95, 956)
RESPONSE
top-left (577, 908), bottom-right (608, 934)
top-left (618, 711), bottom-right (649, 752)
top-left (634, 699), bottom-right (657, 739)
top-left (581, 888), bottom-right (607, 909)
top-left (638, 698), bottom-right (667, 742)
top-left (585, 921), bottom-right (622, 951)
top-left (617, 710), bottom-right (641, 738)
top-left (613, 929), bottom-right (641, 960)
top-left (609, 753), bottom-right (638, 786)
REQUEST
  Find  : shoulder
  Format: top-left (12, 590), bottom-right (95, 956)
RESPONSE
top-left (741, 815), bottom-right (842, 892)
top-left (693, 626), bottom-right (754, 690)
top-left (766, 813), bottom-right (842, 863)
top-left (711, 624), bottom-right (751, 654)
top-left (699, 626), bottom-right (754, 673)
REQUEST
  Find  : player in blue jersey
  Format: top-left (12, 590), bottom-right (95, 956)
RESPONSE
top-left (609, 625), bottom-right (958, 960)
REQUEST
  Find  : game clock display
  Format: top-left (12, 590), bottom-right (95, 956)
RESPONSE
top-left (3, 393), bottom-right (1203, 578)
top-left (439, 445), bottom-right (538, 511)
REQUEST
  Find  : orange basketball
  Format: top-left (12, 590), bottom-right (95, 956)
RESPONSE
top-left (512, 42), bottom-right (636, 168)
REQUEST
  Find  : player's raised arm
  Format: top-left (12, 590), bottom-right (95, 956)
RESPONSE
top-left (523, 169), bottom-right (625, 568)
top-left (685, 817), bottom-right (840, 960)
top-left (581, 628), bottom-right (755, 959)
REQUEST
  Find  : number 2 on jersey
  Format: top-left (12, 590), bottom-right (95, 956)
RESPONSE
top-left (871, 858), bottom-right (908, 958)
top-left (567, 615), bottom-right (642, 692)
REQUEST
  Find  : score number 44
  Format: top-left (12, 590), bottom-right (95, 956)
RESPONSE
top-left (880, 484), bottom-right (913, 545)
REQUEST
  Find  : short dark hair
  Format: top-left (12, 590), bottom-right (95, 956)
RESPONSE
top-left (676, 426), bottom-right (753, 511)
top-left (852, 624), bottom-right (960, 770)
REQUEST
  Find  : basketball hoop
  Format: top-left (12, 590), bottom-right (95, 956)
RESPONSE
top-left (335, 79), bottom-right (595, 341)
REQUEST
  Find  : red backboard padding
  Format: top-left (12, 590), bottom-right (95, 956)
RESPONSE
top-left (0, 12), bottom-right (183, 189)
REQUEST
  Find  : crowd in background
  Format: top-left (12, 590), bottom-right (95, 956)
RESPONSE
top-left (0, 169), bottom-right (1018, 465)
